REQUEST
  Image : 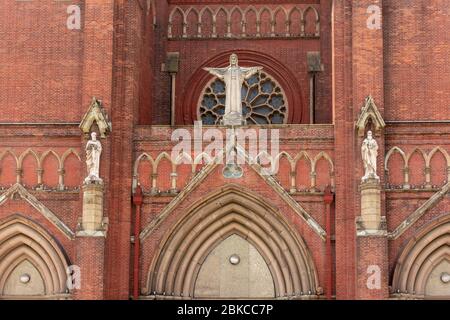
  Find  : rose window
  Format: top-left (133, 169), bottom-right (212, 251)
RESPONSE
top-left (199, 71), bottom-right (288, 125)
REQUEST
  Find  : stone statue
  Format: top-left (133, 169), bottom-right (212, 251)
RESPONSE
top-left (85, 132), bottom-right (103, 183)
top-left (204, 53), bottom-right (263, 125)
top-left (361, 130), bottom-right (379, 181)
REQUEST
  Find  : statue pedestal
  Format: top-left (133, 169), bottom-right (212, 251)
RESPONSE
top-left (78, 181), bottom-right (107, 236)
top-left (356, 178), bottom-right (389, 299)
top-left (359, 178), bottom-right (382, 231)
top-left (74, 181), bottom-right (107, 299)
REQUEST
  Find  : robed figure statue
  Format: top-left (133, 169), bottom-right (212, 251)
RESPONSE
top-left (204, 53), bottom-right (263, 125)
top-left (361, 130), bottom-right (379, 181)
top-left (85, 132), bottom-right (103, 183)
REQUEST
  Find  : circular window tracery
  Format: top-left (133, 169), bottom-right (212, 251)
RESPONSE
top-left (199, 71), bottom-right (288, 125)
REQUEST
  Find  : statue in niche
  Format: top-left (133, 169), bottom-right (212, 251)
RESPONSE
top-left (85, 132), bottom-right (103, 184)
top-left (204, 53), bottom-right (263, 126)
top-left (361, 130), bottom-right (379, 182)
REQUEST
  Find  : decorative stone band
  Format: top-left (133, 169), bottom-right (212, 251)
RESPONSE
top-left (388, 181), bottom-right (450, 240)
top-left (139, 146), bottom-right (327, 242)
top-left (0, 184), bottom-right (75, 240)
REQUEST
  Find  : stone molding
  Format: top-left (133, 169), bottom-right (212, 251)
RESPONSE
top-left (79, 98), bottom-right (112, 138)
top-left (0, 184), bottom-right (74, 239)
top-left (139, 147), bottom-right (327, 242)
top-left (391, 215), bottom-right (450, 296)
top-left (355, 96), bottom-right (386, 137)
top-left (146, 185), bottom-right (320, 298)
top-left (388, 181), bottom-right (450, 240)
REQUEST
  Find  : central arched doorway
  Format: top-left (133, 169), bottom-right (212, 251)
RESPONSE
top-left (147, 185), bottom-right (319, 299)
top-left (195, 234), bottom-right (275, 299)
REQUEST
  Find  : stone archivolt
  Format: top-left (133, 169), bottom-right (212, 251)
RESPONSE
top-left (0, 216), bottom-right (70, 299)
top-left (392, 216), bottom-right (450, 298)
top-left (146, 185), bottom-right (319, 299)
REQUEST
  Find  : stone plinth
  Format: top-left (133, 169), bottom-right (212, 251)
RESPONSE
top-left (81, 182), bottom-right (104, 233)
top-left (360, 178), bottom-right (381, 230)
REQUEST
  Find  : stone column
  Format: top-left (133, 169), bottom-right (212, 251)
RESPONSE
top-left (74, 181), bottom-right (108, 300)
top-left (360, 178), bottom-right (381, 230)
top-left (356, 178), bottom-right (389, 299)
top-left (81, 182), bottom-right (105, 234)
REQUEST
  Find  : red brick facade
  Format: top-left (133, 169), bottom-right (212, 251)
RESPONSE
top-left (0, 0), bottom-right (449, 300)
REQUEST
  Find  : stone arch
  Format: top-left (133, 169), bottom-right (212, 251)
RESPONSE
top-left (40, 150), bottom-right (61, 188)
top-left (426, 147), bottom-right (450, 168)
top-left (61, 149), bottom-right (81, 189)
top-left (385, 147), bottom-right (407, 186)
top-left (214, 7), bottom-right (229, 38)
top-left (385, 147), bottom-right (407, 170)
top-left (303, 6), bottom-right (320, 36)
top-left (274, 151), bottom-right (295, 172)
top-left (288, 7), bottom-right (303, 36)
top-left (168, 6), bottom-right (185, 38)
top-left (185, 7), bottom-right (200, 38)
top-left (181, 50), bottom-right (306, 125)
top-left (154, 152), bottom-right (173, 192)
top-left (0, 215), bottom-right (69, 298)
top-left (258, 7), bottom-right (272, 37)
top-left (154, 152), bottom-right (174, 172)
top-left (147, 185), bottom-right (319, 299)
top-left (0, 149), bottom-right (19, 168)
top-left (244, 6), bottom-right (258, 36)
top-left (134, 153), bottom-right (156, 176)
top-left (312, 152), bottom-right (334, 174)
top-left (61, 149), bottom-right (81, 165)
top-left (392, 215), bottom-right (450, 298)
top-left (229, 6), bottom-right (244, 36)
top-left (19, 149), bottom-right (40, 187)
top-left (0, 150), bottom-right (19, 185)
top-left (199, 6), bottom-right (214, 37)
top-left (273, 6), bottom-right (288, 36)
top-left (312, 152), bottom-right (334, 189)
top-left (427, 147), bottom-right (450, 186)
top-left (407, 148), bottom-right (427, 187)
top-left (18, 149), bottom-right (40, 170)
top-left (40, 151), bottom-right (62, 171)
top-left (274, 152), bottom-right (294, 190)
top-left (134, 153), bottom-right (156, 191)
top-left (294, 151), bottom-right (313, 190)
top-left (406, 148), bottom-right (427, 168)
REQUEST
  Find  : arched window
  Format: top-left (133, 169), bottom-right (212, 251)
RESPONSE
top-left (198, 71), bottom-right (288, 125)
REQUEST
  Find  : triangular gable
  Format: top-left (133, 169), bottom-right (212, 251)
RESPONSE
top-left (355, 95), bottom-right (386, 136)
top-left (140, 147), bottom-right (327, 241)
top-left (388, 181), bottom-right (450, 240)
top-left (0, 184), bottom-right (74, 239)
top-left (79, 97), bottom-right (112, 138)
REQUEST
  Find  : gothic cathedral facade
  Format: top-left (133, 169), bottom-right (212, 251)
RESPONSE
top-left (0, 0), bottom-right (449, 299)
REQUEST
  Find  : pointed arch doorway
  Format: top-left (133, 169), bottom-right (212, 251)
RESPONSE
top-left (147, 185), bottom-right (319, 299)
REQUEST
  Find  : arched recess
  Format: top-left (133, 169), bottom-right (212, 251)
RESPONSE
top-left (147, 185), bottom-right (319, 299)
top-left (0, 216), bottom-right (70, 299)
top-left (392, 215), bottom-right (450, 299)
top-left (180, 50), bottom-right (305, 125)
